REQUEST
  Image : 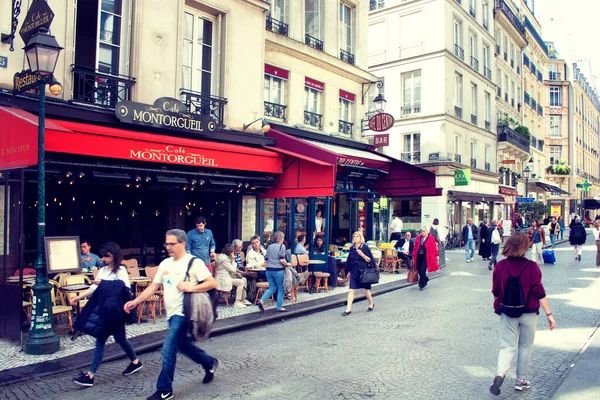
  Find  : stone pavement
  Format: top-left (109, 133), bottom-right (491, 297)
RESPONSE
top-left (0, 239), bottom-right (598, 399)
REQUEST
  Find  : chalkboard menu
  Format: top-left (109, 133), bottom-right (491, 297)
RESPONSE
top-left (294, 199), bottom-right (308, 238)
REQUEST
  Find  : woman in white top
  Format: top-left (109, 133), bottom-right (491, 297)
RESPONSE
top-left (71, 242), bottom-right (142, 388)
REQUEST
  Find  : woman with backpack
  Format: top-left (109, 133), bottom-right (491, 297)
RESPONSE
top-left (71, 242), bottom-right (142, 387)
top-left (489, 233), bottom-right (556, 396)
top-left (488, 220), bottom-right (503, 270)
top-left (569, 217), bottom-right (587, 261)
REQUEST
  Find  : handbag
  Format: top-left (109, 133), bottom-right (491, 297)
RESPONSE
top-left (407, 267), bottom-right (418, 283)
top-left (360, 259), bottom-right (380, 285)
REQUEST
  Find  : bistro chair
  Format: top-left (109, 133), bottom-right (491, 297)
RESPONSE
top-left (328, 245), bottom-right (338, 253)
top-left (382, 249), bottom-right (399, 273)
top-left (370, 248), bottom-right (382, 269)
top-left (254, 282), bottom-right (274, 306)
top-left (123, 259), bottom-right (140, 277)
top-left (144, 266), bottom-right (163, 317)
top-left (64, 275), bottom-right (92, 308)
top-left (49, 279), bottom-right (73, 333)
top-left (136, 280), bottom-right (160, 324)
top-left (313, 272), bottom-right (330, 293)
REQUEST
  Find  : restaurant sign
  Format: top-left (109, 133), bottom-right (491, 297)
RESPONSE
top-left (368, 112), bottom-right (395, 132)
top-left (19, 0), bottom-right (55, 45)
top-left (115, 98), bottom-right (217, 134)
top-left (454, 169), bottom-right (471, 186)
top-left (13, 69), bottom-right (52, 95)
top-left (373, 133), bottom-right (389, 147)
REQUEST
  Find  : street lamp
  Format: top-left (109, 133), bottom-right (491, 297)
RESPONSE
top-left (373, 92), bottom-right (387, 112)
top-left (23, 28), bottom-right (63, 355)
top-left (523, 165), bottom-right (532, 198)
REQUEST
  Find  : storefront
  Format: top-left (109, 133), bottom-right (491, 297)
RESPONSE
top-left (498, 186), bottom-right (519, 224)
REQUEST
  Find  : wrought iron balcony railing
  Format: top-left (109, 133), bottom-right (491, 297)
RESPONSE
top-left (179, 89), bottom-right (227, 128)
top-left (369, 0), bottom-right (385, 10)
top-left (470, 56), bottom-right (479, 71)
top-left (305, 34), bottom-right (323, 51)
top-left (338, 120), bottom-right (353, 135)
top-left (497, 125), bottom-right (530, 153)
top-left (484, 67), bottom-right (492, 80)
top-left (548, 72), bottom-right (562, 80)
top-left (497, 87), bottom-right (501, 98)
top-left (401, 104), bottom-right (421, 118)
top-left (340, 49), bottom-right (355, 65)
top-left (304, 110), bottom-right (322, 128)
top-left (266, 16), bottom-right (288, 36)
top-left (494, 0), bottom-right (526, 39)
top-left (531, 98), bottom-right (537, 110)
top-left (471, 158), bottom-right (477, 168)
top-left (264, 101), bottom-right (286, 120)
top-left (454, 106), bottom-right (463, 119)
top-left (71, 65), bottom-right (136, 108)
top-left (537, 71), bottom-right (543, 82)
top-left (454, 44), bottom-right (464, 60)
top-left (401, 152), bottom-right (421, 163)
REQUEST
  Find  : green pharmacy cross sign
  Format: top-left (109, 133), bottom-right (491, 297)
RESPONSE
top-left (576, 179), bottom-right (592, 192)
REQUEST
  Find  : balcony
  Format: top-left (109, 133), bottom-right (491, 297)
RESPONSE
top-left (537, 104), bottom-right (543, 116)
top-left (401, 104), bottom-right (421, 118)
top-left (530, 63), bottom-right (537, 75)
top-left (548, 72), bottom-right (562, 80)
top-left (338, 120), bottom-right (353, 135)
top-left (485, 120), bottom-right (491, 131)
top-left (494, 0), bottom-right (526, 40)
top-left (179, 90), bottom-right (227, 128)
top-left (304, 110), bottom-right (322, 128)
top-left (71, 65), bottom-right (136, 109)
top-left (497, 87), bottom-right (501, 98)
top-left (266, 16), bottom-right (288, 36)
top-left (471, 114), bottom-right (477, 125)
top-left (264, 101), bottom-right (287, 120)
top-left (305, 34), bottom-right (323, 51)
top-left (484, 67), bottom-right (492, 80)
top-left (485, 162), bottom-right (491, 172)
top-left (340, 49), bottom-right (355, 65)
top-left (469, 5), bottom-right (476, 17)
top-left (470, 158), bottom-right (477, 168)
top-left (524, 91), bottom-right (530, 105)
top-left (524, 16), bottom-right (549, 56)
top-left (470, 56), bottom-right (479, 71)
top-left (454, 106), bottom-right (463, 119)
top-left (497, 125), bottom-right (530, 153)
top-left (369, 0), bottom-right (385, 10)
top-left (454, 44), bottom-right (464, 60)
top-left (401, 152), bottom-right (421, 163)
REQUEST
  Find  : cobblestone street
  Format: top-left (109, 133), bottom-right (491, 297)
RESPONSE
top-left (2, 241), bottom-right (599, 400)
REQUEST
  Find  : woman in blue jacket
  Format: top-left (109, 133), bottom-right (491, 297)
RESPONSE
top-left (71, 242), bottom-right (142, 387)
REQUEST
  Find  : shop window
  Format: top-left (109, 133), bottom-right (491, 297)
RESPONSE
top-left (259, 199), bottom-right (275, 245)
top-left (241, 196), bottom-right (257, 243)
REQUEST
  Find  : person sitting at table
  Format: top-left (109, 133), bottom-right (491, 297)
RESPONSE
top-left (395, 231), bottom-right (414, 269)
top-left (80, 239), bottom-right (103, 272)
top-left (215, 244), bottom-right (250, 308)
top-left (246, 235), bottom-right (267, 269)
top-left (294, 235), bottom-right (309, 255)
top-left (313, 235), bottom-right (326, 254)
top-left (71, 242), bottom-right (142, 388)
top-left (231, 239), bottom-right (246, 269)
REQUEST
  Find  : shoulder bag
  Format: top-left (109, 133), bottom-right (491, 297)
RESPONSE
top-left (360, 246), bottom-right (380, 284)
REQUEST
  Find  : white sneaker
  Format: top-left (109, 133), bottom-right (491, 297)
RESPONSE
top-left (242, 300), bottom-right (252, 305)
top-left (233, 301), bottom-right (247, 308)
top-left (466, 259), bottom-right (471, 263)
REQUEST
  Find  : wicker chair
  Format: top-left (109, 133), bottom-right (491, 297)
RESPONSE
top-left (49, 279), bottom-right (73, 332)
top-left (64, 275), bottom-right (92, 308)
top-left (382, 248), bottom-right (400, 273)
top-left (123, 259), bottom-right (140, 277)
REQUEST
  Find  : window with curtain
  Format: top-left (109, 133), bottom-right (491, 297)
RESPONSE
top-left (339, 2), bottom-right (353, 53)
top-left (339, 98), bottom-right (351, 122)
top-left (455, 73), bottom-right (463, 107)
top-left (264, 75), bottom-right (284, 105)
top-left (305, 87), bottom-right (320, 114)
top-left (549, 115), bottom-right (562, 137)
top-left (182, 11), bottom-right (218, 96)
top-left (305, 0), bottom-right (321, 39)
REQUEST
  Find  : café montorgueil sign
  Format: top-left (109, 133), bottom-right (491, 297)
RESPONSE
top-left (115, 97), bottom-right (217, 134)
top-left (19, 0), bottom-right (55, 45)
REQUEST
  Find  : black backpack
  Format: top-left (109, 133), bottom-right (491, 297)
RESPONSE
top-left (500, 261), bottom-right (530, 313)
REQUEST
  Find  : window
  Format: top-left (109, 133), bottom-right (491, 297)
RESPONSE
top-left (455, 73), bottom-right (463, 107)
top-left (454, 135), bottom-right (460, 155)
top-left (471, 83), bottom-right (478, 115)
top-left (305, 87), bottom-right (321, 114)
top-left (549, 115), bottom-right (562, 138)
top-left (470, 141), bottom-right (476, 159)
top-left (305, 0), bottom-right (322, 39)
top-left (511, 81), bottom-right (515, 106)
top-left (484, 92), bottom-right (491, 122)
top-left (269, 0), bottom-right (285, 22)
top-left (469, 32), bottom-right (477, 59)
top-left (339, 98), bottom-right (351, 122)
top-left (454, 19), bottom-right (462, 47)
top-left (469, 0), bottom-right (476, 17)
top-left (549, 64), bottom-right (557, 79)
top-left (482, 2), bottom-right (488, 26)
top-left (182, 11), bottom-right (218, 95)
top-left (339, 2), bottom-right (353, 53)
top-left (483, 44), bottom-right (489, 71)
top-left (402, 70), bottom-right (421, 114)
top-left (264, 75), bottom-right (284, 105)
top-left (403, 133), bottom-right (421, 154)
top-left (510, 43), bottom-right (515, 66)
top-left (503, 36), bottom-right (508, 56)
top-left (485, 146), bottom-right (490, 164)
top-left (549, 146), bottom-right (562, 164)
top-left (550, 86), bottom-right (561, 106)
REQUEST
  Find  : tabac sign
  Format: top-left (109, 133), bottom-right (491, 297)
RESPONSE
top-left (115, 98), bottom-right (217, 134)
top-left (19, 0), bottom-right (55, 45)
top-left (454, 169), bottom-right (471, 186)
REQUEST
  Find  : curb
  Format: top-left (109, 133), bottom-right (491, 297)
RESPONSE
top-left (0, 271), bottom-right (447, 387)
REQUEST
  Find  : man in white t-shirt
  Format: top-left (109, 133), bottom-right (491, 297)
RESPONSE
top-left (125, 229), bottom-right (219, 400)
top-left (389, 213), bottom-right (403, 241)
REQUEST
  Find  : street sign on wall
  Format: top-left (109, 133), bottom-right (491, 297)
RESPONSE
top-left (501, 159), bottom-right (515, 164)
top-left (516, 197), bottom-right (535, 203)
top-left (368, 112), bottom-right (394, 132)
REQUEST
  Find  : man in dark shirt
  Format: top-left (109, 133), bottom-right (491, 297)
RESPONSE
top-left (395, 232), bottom-right (415, 269)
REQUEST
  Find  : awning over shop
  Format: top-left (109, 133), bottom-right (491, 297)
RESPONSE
top-left (535, 182), bottom-right (570, 195)
top-left (583, 198), bottom-right (600, 210)
top-left (265, 129), bottom-right (439, 197)
top-left (0, 107), bottom-right (283, 174)
top-left (449, 190), bottom-right (505, 203)
top-left (261, 147), bottom-right (335, 198)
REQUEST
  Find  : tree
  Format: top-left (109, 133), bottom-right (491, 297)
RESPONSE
top-left (517, 201), bottom-right (546, 224)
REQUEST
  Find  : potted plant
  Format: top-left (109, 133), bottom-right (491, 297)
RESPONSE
top-left (514, 125), bottom-right (530, 139)
top-left (499, 166), bottom-right (507, 173)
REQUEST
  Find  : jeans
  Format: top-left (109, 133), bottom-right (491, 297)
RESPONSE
top-left (465, 239), bottom-right (475, 261)
top-left (496, 313), bottom-right (538, 379)
top-left (89, 325), bottom-right (137, 374)
top-left (261, 269), bottom-right (285, 309)
top-left (417, 254), bottom-right (428, 288)
top-left (530, 242), bottom-right (543, 264)
top-left (550, 234), bottom-right (557, 249)
top-left (489, 244), bottom-right (500, 267)
top-left (157, 315), bottom-right (215, 392)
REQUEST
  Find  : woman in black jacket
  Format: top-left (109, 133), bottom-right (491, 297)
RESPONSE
top-left (479, 220), bottom-right (491, 260)
top-left (342, 231), bottom-right (375, 316)
top-left (71, 242), bottom-right (142, 387)
top-left (569, 217), bottom-right (587, 261)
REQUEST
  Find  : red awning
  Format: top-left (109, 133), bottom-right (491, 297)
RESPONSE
top-left (261, 147), bottom-right (335, 198)
top-left (265, 129), bottom-right (439, 197)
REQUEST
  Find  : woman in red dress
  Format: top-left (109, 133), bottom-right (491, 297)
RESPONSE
top-left (412, 227), bottom-right (439, 291)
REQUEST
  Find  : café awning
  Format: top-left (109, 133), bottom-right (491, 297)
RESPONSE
top-left (449, 190), bottom-right (505, 203)
top-left (535, 182), bottom-right (570, 195)
top-left (583, 198), bottom-right (600, 210)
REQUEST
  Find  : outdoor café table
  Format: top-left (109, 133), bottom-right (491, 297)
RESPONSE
top-left (246, 268), bottom-right (267, 281)
top-left (306, 260), bottom-right (326, 294)
top-left (129, 276), bottom-right (152, 296)
top-left (6, 275), bottom-right (36, 285)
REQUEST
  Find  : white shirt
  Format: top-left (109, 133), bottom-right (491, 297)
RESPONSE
top-left (90, 265), bottom-right (130, 291)
top-left (246, 247), bottom-right (267, 269)
top-left (153, 254), bottom-right (212, 318)
top-left (390, 217), bottom-right (403, 233)
top-left (401, 239), bottom-right (410, 254)
top-left (594, 227), bottom-right (600, 241)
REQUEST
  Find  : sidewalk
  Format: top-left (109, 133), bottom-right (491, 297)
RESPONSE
top-left (0, 270), bottom-right (446, 387)
top-left (552, 324), bottom-right (600, 399)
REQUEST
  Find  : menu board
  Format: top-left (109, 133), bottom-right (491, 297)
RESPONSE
top-left (242, 196), bottom-right (257, 242)
top-left (44, 236), bottom-right (82, 273)
top-left (294, 199), bottom-right (308, 238)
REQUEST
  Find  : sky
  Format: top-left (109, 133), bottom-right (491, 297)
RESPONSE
top-left (535, 0), bottom-right (600, 89)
